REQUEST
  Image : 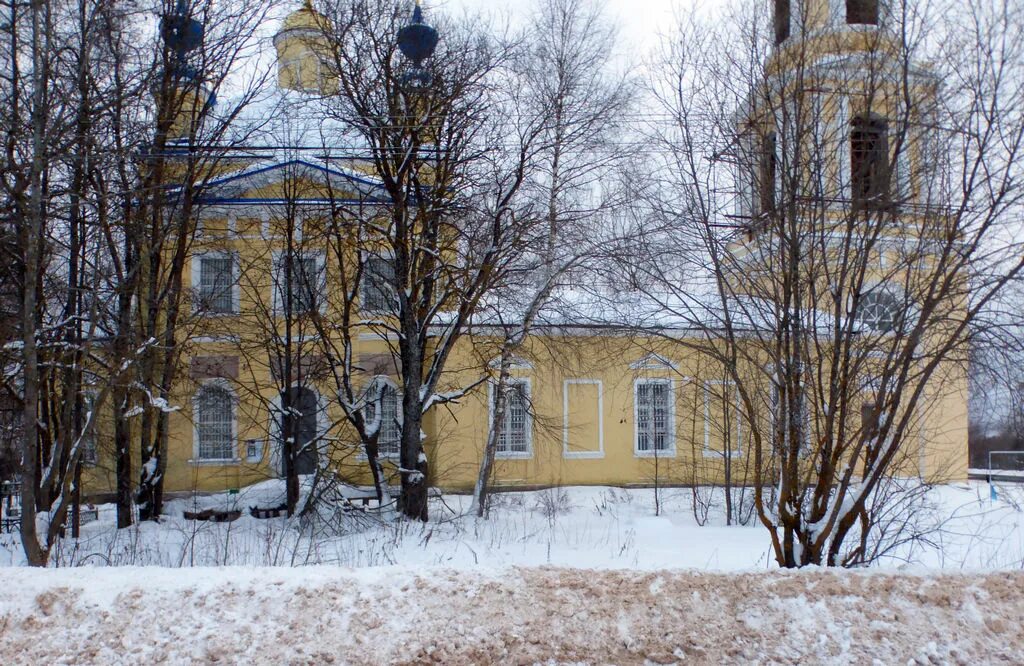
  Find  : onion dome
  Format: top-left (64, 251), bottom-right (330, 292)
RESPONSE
top-left (398, 1), bottom-right (439, 67)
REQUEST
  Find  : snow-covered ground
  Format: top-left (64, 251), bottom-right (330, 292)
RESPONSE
top-left (1, 565), bottom-right (1022, 664)
top-left (2, 482), bottom-right (1023, 663)
top-left (2, 481), bottom-right (1023, 570)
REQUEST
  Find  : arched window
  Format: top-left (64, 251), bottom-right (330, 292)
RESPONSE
top-left (774, 0), bottom-right (790, 44)
top-left (759, 131), bottom-right (778, 214)
top-left (195, 384), bottom-right (235, 461)
top-left (365, 378), bottom-right (400, 458)
top-left (850, 115), bottom-right (890, 210)
top-left (280, 386), bottom-right (319, 475)
top-left (858, 290), bottom-right (901, 333)
top-left (846, 0), bottom-right (879, 26)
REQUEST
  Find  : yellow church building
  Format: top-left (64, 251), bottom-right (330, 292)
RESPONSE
top-left (84, 0), bottom-right (968, 503)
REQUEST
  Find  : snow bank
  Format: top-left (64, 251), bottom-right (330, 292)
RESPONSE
top-left (1, 566), bottom-right (1021, 664)
top-left (3, 482), bottom-right (1022, 570)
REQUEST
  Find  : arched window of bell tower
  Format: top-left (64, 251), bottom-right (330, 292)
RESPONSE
top-left (759, 131), bottom-right (778, 215)
top-left (774, 0), bottom-right (791, 45)
top-left (850, 114), bottom-right (891, 211)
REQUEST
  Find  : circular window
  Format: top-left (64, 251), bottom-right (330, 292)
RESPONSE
top-left (858, 290), bottom-right (901, 333)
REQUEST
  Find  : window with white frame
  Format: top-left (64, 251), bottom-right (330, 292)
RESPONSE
top-left (857, 289), bottom-right (901, 333)
top-left (493, 379), bottom-right (531, 456)
top-left (771, 380), bottom-right (812, 456)
top-left (274, 252), bottom-right (324, 315)
top-left (80, 392), bottom-right (97, 465)
top-left (703, 380), bottom-right (742, 456)
top-left (361, 254), bottom-right (396, 313)
top-left (282, 56), bottom-right (322, 92)
top-left (365, 378), bottom-right (400, 458)
top-left (635, 379), bottom-right (673, 454)
top-left (195, 384), bottom-right (235, 461)
top-left (197, 254), bottom-right (235, 314)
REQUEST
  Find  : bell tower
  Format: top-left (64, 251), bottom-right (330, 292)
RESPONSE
top-left (725, 2), bottom-right (967, 484)
top-left (739, 0), bottom-right (926, 234)
top-left (274, 1), bottom-right (335, 94)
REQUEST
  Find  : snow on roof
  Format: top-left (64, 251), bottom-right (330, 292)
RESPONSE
top-left (469, 274), bottom-right (844, 336)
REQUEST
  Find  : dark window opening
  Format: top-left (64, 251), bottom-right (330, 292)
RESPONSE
top-left (759, 131), bottom-right (778, 214)
top-left (774, 0), bottom-right (790, 44)
top-left (861, 402), bottom-right (880, 438)
top-left (846, 0), bottom-right (879, 25)
top-left (851, 115), bottom-right (890, 210)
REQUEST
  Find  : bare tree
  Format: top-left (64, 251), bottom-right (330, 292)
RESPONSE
top-left (306, 0), bottom-right (553, 520)
top-left (0, 0), bottom-right (273, 563)
top-left (630, 0), bottom-right (1024, 566)
top-left (471, 0), bottom-right (634, 517)
top-left (130, 0), bottom-right (272, 521)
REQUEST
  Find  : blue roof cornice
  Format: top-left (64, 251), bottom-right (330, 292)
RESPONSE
top-left (181, 158), bottom-right (392, 206)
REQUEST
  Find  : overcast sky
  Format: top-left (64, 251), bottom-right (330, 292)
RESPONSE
top-left (439, 0), bottom-right (695, 60)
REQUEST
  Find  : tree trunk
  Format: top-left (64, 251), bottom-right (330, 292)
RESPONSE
top-left (399, 380), bottom-right (428, 521)
top-left (114, 385), bottom-right (133, 528)
top-left (19, 0), bottom-right (49, 568)
top-left (113, 273), bottom-right (134, 527)
top-left (471, 351), bottom-right (514, 518)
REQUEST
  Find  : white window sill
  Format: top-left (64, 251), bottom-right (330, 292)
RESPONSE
top-left (495, 451), bottom-right (532, 460)
top-left (702, 449), bottom-right (742, 458)
top-left (188, 457), bottom-right (242, 467)
top-left (634, 449), bottom-right (676, 459)
top-left (191, 335), bottom-right (241, 344)
top-left (356, 453), bottom-right (401, 462)
top-left (563, 451), bottom-right (604, 460)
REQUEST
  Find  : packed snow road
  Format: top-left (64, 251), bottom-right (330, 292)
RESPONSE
top-left (1, 566), bottom-right (1021, 664)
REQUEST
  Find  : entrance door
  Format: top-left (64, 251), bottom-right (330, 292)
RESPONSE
top-left (280, 386), bottom-right (318, 476)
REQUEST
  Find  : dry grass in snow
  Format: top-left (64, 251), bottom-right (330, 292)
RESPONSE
top-left (1, 566), bottom-right (1022, 664)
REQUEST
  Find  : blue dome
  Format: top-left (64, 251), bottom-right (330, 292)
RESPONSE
top-left (398, 4), bottom-right (438, 66)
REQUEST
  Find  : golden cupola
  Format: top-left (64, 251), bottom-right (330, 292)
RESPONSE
top-left (273, 1), bottom-right (335, 94)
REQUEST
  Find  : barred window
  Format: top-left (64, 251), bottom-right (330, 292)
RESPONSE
top-left (196, 386), bottom-right (235, 461)
top-left (199, 255), bottom-right (234, 313)
top-left (495, 380), bottom-right (530, 455)
top-left (275, 253), bottom-right (323, 315)
top-left (361, 255), bottom-right (396, 313)
top-left (858, 290), bottom-right (901, 333)
top-left (846, 0), bottom-right (878, 25)
top-left (636, 380), bottom-right (672, 453)
top-left (366, 380), bottom-right (400, 457)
